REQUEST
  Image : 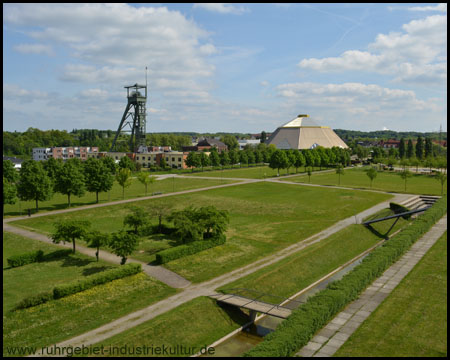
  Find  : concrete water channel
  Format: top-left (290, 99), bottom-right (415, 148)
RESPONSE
top-left (198, 246), bottom-right (377, 357)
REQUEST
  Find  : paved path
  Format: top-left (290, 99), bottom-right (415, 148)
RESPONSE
top-left (28, 194), bottom-right (413, 355)
top-left (3, 223), bottom-right (191, 289)
top-left (295, 214), bottom-right (447, 357)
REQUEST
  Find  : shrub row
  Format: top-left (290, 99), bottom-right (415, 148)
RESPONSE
top-left (155, 235), bottom-right (226, 264)
top-left (7, 250), bottom-right (44, 268)
top-left (244, 196), bottom-right (447, 357)
top-left (53, 263), bottom-right (142, 299)
top-left (14, 263), bottom-right (142, 310)
top-left (7, 249), bottom-right (73, 268)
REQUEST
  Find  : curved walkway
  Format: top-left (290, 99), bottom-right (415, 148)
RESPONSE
top-left (296, 214), bottom-right (447, 357)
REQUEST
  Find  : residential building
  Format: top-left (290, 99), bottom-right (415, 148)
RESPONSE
top-left (238, 139), bottom-right (261, 150)
top-left (182, 138), bottom-right (228, 152)
top-left (32, 147), bottom-right (99, 161)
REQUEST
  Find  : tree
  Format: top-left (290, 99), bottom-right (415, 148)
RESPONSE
top-left (123, 206), bottom-right (149, 234)
top-left (269, 149), bottom-right (288, 176)
top-left (285, 150), bottom-right (296, 174)
top-left (51, 219), bottom-right (90, 254)
top-left (238, 151), bottom-right (248, 168)
top-left (115, 168), bottom-right (132, 199)
top-left (415, 136), bottom-right (424, 159)
top-left (254, 149), bottom-right (263, 164)
top-left (424, 157), bottom-right (435, 173)
top-left (3, 177), bottom-right (17, 214)
top-left (424, 138), bottom-right (433, 158)
top-left (399, 169), bottom-right (412, 192)
top-left (195, 206), bottom-right (229, 239)
top-left (199, 151), bottom-right (210, 171)
top-left (365, 167), bottom-right (377, 188)
top-left (398, 138), bottom-right (406, 158)
top-left (159, 157), bottom-right (167, 169)
top-left (293, 150), bottom-right (305, 173)
top-left (246, 150), bottom-right (256, 165)
top-left (209, 149), bottom-right (220, 168)
top-left (84, 158), bottom-right (114, 203)
top-left (42, 157), bottom-right (63, 183)
top-left (434, 172), bottom-right (447, 196)
top-left (17, 160), bottom-right (53, 212)
top-left (260, 131), bottom-right (267, 143)
top-left (220, 135), bottom-right (239, 150)
top-left (137, 172), bottom-right (156, 196)
top-left (406, 139), bottom-right (414, 158)
top-left (85, 230), bottom-right (110, 261)
top-left (409, 157), bottom-right (420, 173)
top-left (152, 203), bottom-right (173, 233)
top-left (228, 149), bottom-right (239, 167)
top-left (54, 159), bottom-right (86, 207)
top-left (185, 152), bottom-right (200, 172)
top-left (101, 156), bottom-right (117, 175)
top-left (169, 207), bottom-right (203, 244)
top-left (219, 150), bottom-right (230, 169)
top-left (335, 164), bottom-right (344, 185)
top-left (109, 230), bottom-right (139, 265)
top-left (307, 167), bottom-right (313, 183)
top-left (3, 160), bottom-right (19, 183)
top-left (118, 156), bottom-right (135, 171)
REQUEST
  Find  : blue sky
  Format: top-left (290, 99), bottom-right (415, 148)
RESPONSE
top-left (3, 3), bottom-right (447, 133)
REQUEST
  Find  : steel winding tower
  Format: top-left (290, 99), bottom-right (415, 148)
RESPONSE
top-left (110, 83), bottom-right (147, 152)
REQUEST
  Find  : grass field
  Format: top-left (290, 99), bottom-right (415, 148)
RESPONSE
top-left (283, 166), bottom-right (446, 196)
top-left (335, 231), bottom-right (447, 357)
top-left (2, 232), bottom-right (178, 356)
top-left (217, 208), bottom-right (410, 301)
top-left (84, 296), bottom-right (249, 357)
top-left (3, 176), bottom-right (238, 217)
top-left (10, 182), bottom-right (392, 283)
top-left (184, 165), bottom-right (324, 179)
top-left (3, 232), bottom-right (116, 313)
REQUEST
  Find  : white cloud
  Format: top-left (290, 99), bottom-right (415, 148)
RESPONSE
top-left (298, 14), bottom-right (447, 87)
top-left (193, 3), bottom-right (249, 15)
top-left (408, 4), bottom-right (447, 12)
top-left (3, 83), bottom-right (49, 102)
top-left (275, 82), bottom-right (444, 131)
top-left (13, 43), bottom-right (54, 56)
top-left (4, 4), bottom-right (216, 101)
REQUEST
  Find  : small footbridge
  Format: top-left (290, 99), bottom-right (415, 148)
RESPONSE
top-left (210, 288), bottom-right (304, 321)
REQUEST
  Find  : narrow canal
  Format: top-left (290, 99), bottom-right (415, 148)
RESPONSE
top-left (200, 253), bottom-right (369, 357)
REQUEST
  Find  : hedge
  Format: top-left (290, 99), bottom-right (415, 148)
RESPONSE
top-left (53, 263), bottom-right (142, 299)
top-left (7, 250), bottom-right (44, 268)
top-left (13, 263), bottom-right (142, 310)
top-left (244, 196), bottom-right (446, 357)
top-left (155, 235), bottom-right (226, 264)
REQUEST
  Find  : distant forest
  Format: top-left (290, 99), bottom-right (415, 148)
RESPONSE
top-left (3, 127), bottom-right (447, 159)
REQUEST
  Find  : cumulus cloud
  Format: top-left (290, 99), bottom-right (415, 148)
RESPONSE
top-left (4, 3), bottom-right (216, 100)
top-left (275, 82), bottom-right (444, 131)
top-left (3, 83), bottom-right (49, 102)
top-left (408, 4), bottom-right (447, 12)
top-left (298, 14), bottom-right (447, 87)
top-left (13, 43), bottom-right (54, 56)
top-left (193, 3), bottom-right (249, 15)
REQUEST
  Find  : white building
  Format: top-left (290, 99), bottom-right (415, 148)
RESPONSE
top-left (238, 139), bottom-right (261, 150)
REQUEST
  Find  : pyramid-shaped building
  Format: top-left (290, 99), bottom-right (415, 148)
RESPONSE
top-left (266, 114), bottom-right (348, 150)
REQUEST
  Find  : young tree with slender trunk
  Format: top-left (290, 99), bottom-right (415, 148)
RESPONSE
top-left (51, 219), bottom-right (91, 254)
top-left (399, 169), bottom-right (413, 192)
top-left (85, 230), bottom-right (110, 261)
top-left (123, 206), bottom-right (149, 234)
top-left (336, 164), bottom-right (344, 185)
top-left (137, 171), bottom-right (156, 196)
top-left (364, 167), bottom-right (377, 188)
top-left (434, 172), bottom-right (447, 196)
top-left (109, 230), bottom-right (139, 265)
top-left (84, 158), bottom-right (114, 203)
top-left (115, 168), bottom-right (132, 199)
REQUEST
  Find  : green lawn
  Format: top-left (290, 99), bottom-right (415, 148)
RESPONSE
top-left (3, 232), bottom-right (178, 356)
top-left (10, 182), bottom-right (392, 283)
top-left (184, 165), bottom-right (324, 179)
top-left (3, 176), bottom-right (238, 217)
top-left (3, 232), bottom-right (116, 313)
top-left (283, 166), bottom-right (446, 196)
top-left (84, 296), bottom-right (249, 357)
top-left (217, 208), bottom-right (410, 301)
top-left (335, 231), bottom-right (447, 357)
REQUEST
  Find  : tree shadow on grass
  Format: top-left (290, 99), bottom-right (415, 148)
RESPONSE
top-left (60, 255), bottom-right (94, 268)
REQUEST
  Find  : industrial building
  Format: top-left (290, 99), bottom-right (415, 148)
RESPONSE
top-left (266, 115), bottom-right (348, 150)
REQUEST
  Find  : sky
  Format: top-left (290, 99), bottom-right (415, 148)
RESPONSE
top-left (3, 3), bottom-right (447, 134)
